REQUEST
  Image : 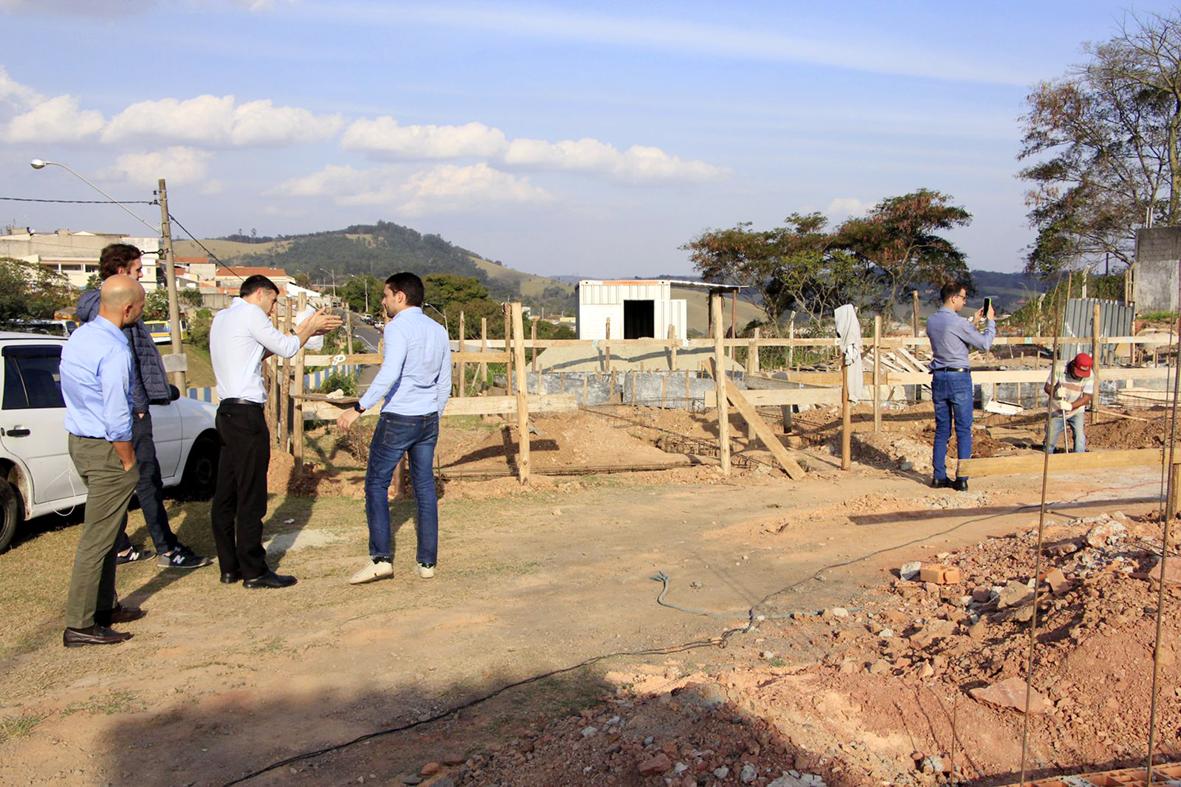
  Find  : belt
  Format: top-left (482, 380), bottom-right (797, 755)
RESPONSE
top-left (219, 397), bottom-right (264, 408)
top-left (931, 367), bottom-right (970, 374)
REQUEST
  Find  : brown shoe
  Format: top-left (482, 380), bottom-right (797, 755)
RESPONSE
top-left (63, 625), bottom-right (133, 648)
top-left (94, 605), bottom-right (146, 626)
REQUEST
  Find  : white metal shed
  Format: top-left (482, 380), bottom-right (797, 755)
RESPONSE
top-left (575, 279), bottom-right (739, 340)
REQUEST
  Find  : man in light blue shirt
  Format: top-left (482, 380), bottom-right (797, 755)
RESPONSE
top-left (338, 272), bottom-right (451, 585)
top-left (60, 276), bottom-right (146, 647)
top-left (926, 281), bottom-right (995, 492)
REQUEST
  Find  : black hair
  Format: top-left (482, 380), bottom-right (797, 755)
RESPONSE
top-left (385, 272), bottom-right (425, 307)
top-left (99, 243), bottom-right (142, 280)
top-left (939, 281), bottom-right (967, 303)
top-left (240, 274), bottom-right (280, 298)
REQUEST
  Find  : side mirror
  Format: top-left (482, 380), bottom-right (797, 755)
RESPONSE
top-left (169, 384), bottom-right (181, 402)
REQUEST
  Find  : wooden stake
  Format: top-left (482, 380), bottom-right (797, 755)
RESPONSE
top-left (841, 359), bottom-right (851, 470)
top-left (1091, 301), bottom-right (1101, 425)
top-left (511, 303), bottom-right (530, 483)
top-left (729, 290), bottom-right (737, 362)
top-left (293, 292), bottom-right (307, 469)
top-left (750, 326), bottom-right (760, 374)
top-left (668, 324), bottom-right (678, 370)
top-left (479, 317), bottom-right (488, 393)
top-left (873, 315), bottom-right (881, 432)
top-left (788, 316), bottom-right (795, 370)
top-left (265, 309), bottom-right (278, 439)
top-left (279, 297), bottom-right (292, 453)
top-left (458, 310), bottom-right (467, 398)
top-left (531, 316), bottom-right (539, 373)
top-left (503, 303), bottom-right (512, 391)
top-left (712, 293), bottom-right (731, 475)
top-left (604, 317), bottom-right (612, 372)
top-left (912, 290), bottom-right (920, 338)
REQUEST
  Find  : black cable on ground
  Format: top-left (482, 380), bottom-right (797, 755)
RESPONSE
top-left (224, 490), bottom-right (1099, 786)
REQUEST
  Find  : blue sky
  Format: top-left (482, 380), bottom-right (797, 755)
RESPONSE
top-left (0, 0), bottom-right (1172, 277)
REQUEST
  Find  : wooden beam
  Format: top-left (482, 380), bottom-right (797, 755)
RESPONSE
top-left (884, 366), bottom-right (1174, 386)
top-left (711, 294), bottom-right (730, 475)
top-left (957, 447), bottom-right (1174, 478)
top-left (704, 387), bottom-right (842, 407)
top-left (511, 302), bottom-right (530, 483)
top-left (708, 360), bottom-right (805, 478)
top-left (292, 292), bottom-right (307, 469)
top-left (841, 360), bottom-right (851, 470)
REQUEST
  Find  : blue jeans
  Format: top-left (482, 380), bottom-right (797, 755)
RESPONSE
top-left (365, 412), bottom-right (439, 565)
top-left (932, 371), bottom-right (973, 481)
top-left (1045, 409), bottom-right (1085, 454)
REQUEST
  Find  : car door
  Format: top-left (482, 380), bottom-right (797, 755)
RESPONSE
top-left (0, 343), bottom-right (84, 504)
top-left (149, 395), bottom-right (183, 480)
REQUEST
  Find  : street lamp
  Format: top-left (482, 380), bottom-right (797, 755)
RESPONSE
top-left (29, 159), bottom-right (159, 235)
top-left (31, 158), bottom-right (186, 388)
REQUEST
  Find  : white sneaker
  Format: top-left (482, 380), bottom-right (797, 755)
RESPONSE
top-left (349, 561), bottom-right (393, 585)
top-left (417, 562), bottom-right (436, 579)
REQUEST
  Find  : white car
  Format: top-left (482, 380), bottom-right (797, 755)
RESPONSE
top-left (0, 332), bottom-right (221, 552)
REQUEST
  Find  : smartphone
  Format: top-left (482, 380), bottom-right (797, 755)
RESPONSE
top-left (982, 297), bottom-right (993, 316)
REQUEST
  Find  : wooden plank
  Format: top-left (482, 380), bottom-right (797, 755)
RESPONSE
top-left (711, 295), bottom-right (730, 475)
top-left (299, 394), bottom-right (577, 418)
top-left (512, 303), bottom-right (530, 483)
top-left (704, 387), bottom-right (842, 407)
top-left (292, 292), bottom-right (307, 468)
top-left (958, 447), bottom-right (1175, 478)
top-left (886, 366), bottom-right (1174, 386)
top-left (709, 359), bottom-right (805, 479)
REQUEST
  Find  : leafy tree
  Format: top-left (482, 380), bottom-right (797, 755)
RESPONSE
top-left (339, 274), bottom-right (383, 316)
top-left (837, 189), bottom-right (972, 308)
top-left (424, 274), bottom-right (490, 307)
top-left (187, 308), bottom-right (213, 350)
top-left (143, 289), bottom-right (170, 321)
top-left (1019, 11), bottom-right (1181, 276)
top-left (0, 258), bottom-right (73, 322)
top-left (292, 272), bottom-right (312, 289)
top-left (179, 288), bottom-right (204, 308)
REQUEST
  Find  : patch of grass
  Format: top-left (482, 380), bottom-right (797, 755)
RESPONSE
top-left (62, 690), bottom-right (141, 717)
top-left (1140, 310), bottom-right (1179, 323)
top-left (0, 713), bottom-right (46, 743)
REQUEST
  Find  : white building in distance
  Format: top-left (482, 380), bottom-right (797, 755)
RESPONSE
top-left (0, 229), bottom-right (161, 290)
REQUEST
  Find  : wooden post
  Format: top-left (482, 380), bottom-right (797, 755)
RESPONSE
top-left (279, 297), bottom-right (292, 454)
top-left (1091, 301), bottom-right (1101, 425)
top-left (841, 359), bottom-right (851, 470)
top-left (712, 293), bottom-right (731, 475)
top-left (458, 310), bottom-right (467, 398)
top-left (503, 304), bottom-right (513, 393)
top-left (531, 317), bottom-right (539, 373)
top-left (788, 316), bottom-right (795, 370)
top-left (873, 315), bottom-right (881, 432)
top-left (746, 326), bottom-right (760, 376)
top-left (911, 290), bottom-right (920, 338)
top-left (293, 292), bottom-right (307, 469)
top-left (668, 324), bottom-right (678, 370)
top-left (511, 303), bottom-right (530, 483)
top-left (604, 317), bottom-right (612, 372)
top-left (729, 290), bottom-right (737, 361)
top-left (265, 310), bottom-right (278, 439)
top-left (479, 317), bottom-right (488, 393)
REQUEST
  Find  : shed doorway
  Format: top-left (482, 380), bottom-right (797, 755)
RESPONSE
top-left (623, 299), bottom-right (656, 339)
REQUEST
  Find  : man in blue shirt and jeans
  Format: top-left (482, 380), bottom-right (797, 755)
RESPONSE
top-left (338, 272), bottom-right (451, 585)
top-left (61, 276), bottom-right (147, 647)
top-left (926, 281), bottom-right (995, 492)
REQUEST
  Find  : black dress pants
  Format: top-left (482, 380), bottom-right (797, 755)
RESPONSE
top-left (210, 401), bottom-right (270, 579)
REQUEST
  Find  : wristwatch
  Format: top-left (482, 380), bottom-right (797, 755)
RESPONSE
top-left (352, 402), bottom-right (364, 413)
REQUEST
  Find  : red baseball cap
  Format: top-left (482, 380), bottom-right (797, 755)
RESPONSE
top-left (1072, 353), bottom-right (1092, 377)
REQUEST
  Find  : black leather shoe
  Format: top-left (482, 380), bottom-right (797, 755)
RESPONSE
top-left (953, 477), bottom-right (969, 492)
top-left (931, 477), bottom-right (953, 489)
top-left (63, 625), bottom-right (133, 647)
top-left (243, 571), bottom-right (297, 589)
top-left (94, 605), bottom-right (146, 626)
top-left (220, 572), bottom-right (243, 584)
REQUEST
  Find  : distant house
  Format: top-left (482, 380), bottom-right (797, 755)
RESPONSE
top-left (575, 279), bottom-right (742, 340)
top-left (0, 228), bottom-right (161, 290)
top-left (214, 265), bottom-right (294, 295)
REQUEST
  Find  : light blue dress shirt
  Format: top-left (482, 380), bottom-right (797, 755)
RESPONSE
top-left (61, 315), bottom-right (134, 441)
top-left (926, 307), bottom-right (995, 370)
top-left (359, 307), bottom-right (452, 416)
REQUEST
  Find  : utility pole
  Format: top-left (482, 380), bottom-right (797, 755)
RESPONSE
top-left (156, 178), bottom-right (186, 390)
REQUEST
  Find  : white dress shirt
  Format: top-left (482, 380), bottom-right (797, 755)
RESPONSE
top-left (210, 297), bottom-right (301, 403)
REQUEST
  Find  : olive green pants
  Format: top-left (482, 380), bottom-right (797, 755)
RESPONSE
top-left (65, 436), bottom-right (140, 629)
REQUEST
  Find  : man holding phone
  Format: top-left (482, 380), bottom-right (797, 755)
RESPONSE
top-left (926, 282), bottom-right (995, 491)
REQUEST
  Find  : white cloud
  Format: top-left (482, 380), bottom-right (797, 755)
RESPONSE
top-left (274, 162), bottom-right (550, 216)
top-left (342, 116), bottom-right (507, 159)
top-left (5, 94), bottom-right (105, 142)
top-left (0, 66), bottom-right (41, 109)
top-left (103, 94), bottom-right (341, 147)
top-left (105, 146), bottom-right (212, 186)
top-left (826, 197), bottom-right (870, 217)
top-left (343, 117), bottom-right (725, 184)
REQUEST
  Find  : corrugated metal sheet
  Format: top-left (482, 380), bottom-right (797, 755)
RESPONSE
top-left (1060, 298), bottom-right (1133, 364)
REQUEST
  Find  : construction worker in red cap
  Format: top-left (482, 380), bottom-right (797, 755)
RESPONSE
top-left (1043, 352), bottom-right (1094, 454)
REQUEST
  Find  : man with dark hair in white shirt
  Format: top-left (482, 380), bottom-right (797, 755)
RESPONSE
top-left (209, 275), bottom-right (341, 589)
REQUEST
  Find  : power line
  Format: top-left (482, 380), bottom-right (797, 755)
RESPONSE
top-left (0, 196), bottom-right (158, 205)
top-left (166, 211), bottom-right (251, 283)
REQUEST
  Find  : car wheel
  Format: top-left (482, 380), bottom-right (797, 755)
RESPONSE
top-left (0, 477), bottom-right (23, 553)
top-left (181, 434), bottom-right (220, 500)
